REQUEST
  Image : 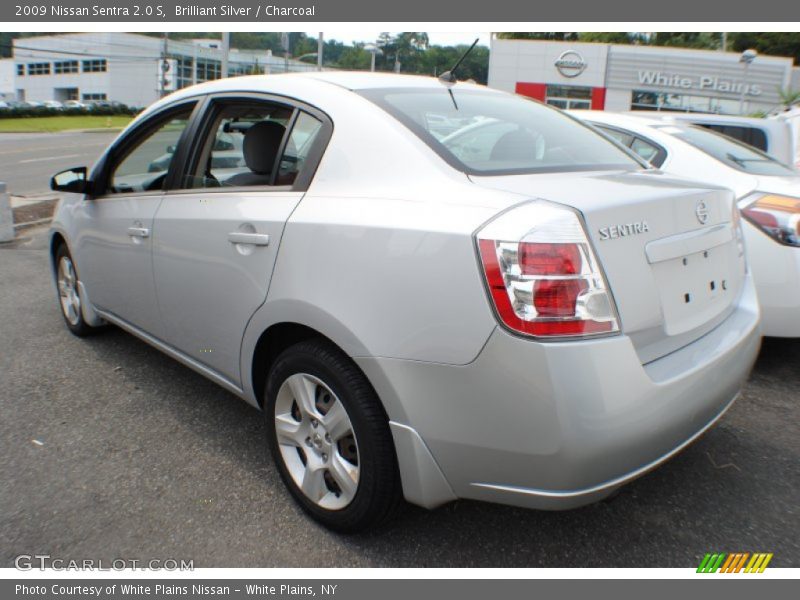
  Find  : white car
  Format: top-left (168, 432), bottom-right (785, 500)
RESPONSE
top-left (47, 73), bottom-right (760, 531)
top-left (573, 110), bottom-right (800, 337)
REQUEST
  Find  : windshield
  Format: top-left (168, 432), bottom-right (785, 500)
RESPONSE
top-left (359, 88), bottom-right (643, 175)
top-left (658, 124), bottom-right (796, 176)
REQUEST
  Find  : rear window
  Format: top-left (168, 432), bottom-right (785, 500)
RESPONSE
top-left (359, 87), bottom-right (643, 176)
top-left (659, 124), bottom-right (796, 176)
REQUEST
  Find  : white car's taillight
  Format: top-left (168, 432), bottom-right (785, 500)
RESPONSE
top-left (476, 200), bottom-right (620, 338)
top-left (740, 193), bottom-right (800, 248)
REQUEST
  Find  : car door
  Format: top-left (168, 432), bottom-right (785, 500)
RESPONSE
top-left (75, 101), bottom-right (200, 339)
top-left (151, 95), bottom-right (330, 387)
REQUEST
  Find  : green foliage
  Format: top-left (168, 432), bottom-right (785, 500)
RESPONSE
top-left (778, 88), bottom-right (800, 107)
top-left (497, 33), bottom-right (579, 41)
top-left (730, 32), bottom-right (800, 65)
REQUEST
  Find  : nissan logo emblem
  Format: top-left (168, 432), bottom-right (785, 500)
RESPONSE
top-left (554, 51), bottom-right (587, 78)
top-left (696, 201), bottom-right (710, 225)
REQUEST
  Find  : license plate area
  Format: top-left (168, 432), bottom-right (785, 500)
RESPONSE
top-left (651, 244), bottom-right (738, 336)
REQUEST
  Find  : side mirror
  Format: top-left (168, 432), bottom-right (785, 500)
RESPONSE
top-left (166, 144), bottom-right (176, 154)
top-left (51, 167), bottom-right (91, 194)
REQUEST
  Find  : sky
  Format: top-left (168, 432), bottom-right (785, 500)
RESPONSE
top-left (306, 32), bottom-right (490, 47)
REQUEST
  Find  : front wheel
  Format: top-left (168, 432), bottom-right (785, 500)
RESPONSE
top-left (54, 244), bottom-right (96, 337)
top-left (264, 339), bottom-right (401, 532)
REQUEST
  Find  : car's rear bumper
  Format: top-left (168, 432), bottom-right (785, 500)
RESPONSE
top-left (357, 274), bottom-right (761, 510)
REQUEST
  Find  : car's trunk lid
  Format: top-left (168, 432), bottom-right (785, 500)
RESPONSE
top-left (470, 169), bottom-right (746, 363)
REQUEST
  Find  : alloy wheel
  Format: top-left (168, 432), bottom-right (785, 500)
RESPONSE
top-left (57, 256), bottom-right (81, 326)
top-left (274, 373), bottom-right (360, 510)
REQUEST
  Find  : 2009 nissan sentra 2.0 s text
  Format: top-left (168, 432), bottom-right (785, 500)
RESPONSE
top-left (48, 72), bottom-right (761, 532)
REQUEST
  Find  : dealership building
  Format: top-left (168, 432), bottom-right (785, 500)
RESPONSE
top-left (489, 39), bottom-right (800, 115)
top-left (0, 33), bottom-right (321, 107)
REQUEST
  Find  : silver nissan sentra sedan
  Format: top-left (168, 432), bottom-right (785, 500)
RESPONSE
top-left (48, 72), bottom-right (761, 532)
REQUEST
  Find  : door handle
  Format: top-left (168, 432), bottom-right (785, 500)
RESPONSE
top-left (127, 227), bottom-right (150, 238)
top-left (228, 232), bottom-right (270, 246)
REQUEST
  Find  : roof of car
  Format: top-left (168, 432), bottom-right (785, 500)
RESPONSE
top-left (170, 71), bottom-right (483, 97)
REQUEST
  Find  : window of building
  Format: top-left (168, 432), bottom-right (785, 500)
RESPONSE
top-left (54, 60), bottom-right (79, 74)
top-left (27, 63), bottom-right (51, 76)
top-left (176, 57), bottom-right (193, 88)
top-left (631, 90), bottom-right (741, 115)
top-left (16, 64), bottom-right (24, 76)
top-left (545, 85), bottom-right (592, 110)
top-left (195, 59), bottom-right (221, 82)
top-left (82, 59), bottom-right (107, 73)
top-left (82, 93), bottom-right (107, 101)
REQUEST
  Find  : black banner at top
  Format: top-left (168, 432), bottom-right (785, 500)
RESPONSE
top-left (4, 0), bottom-right (800, 22)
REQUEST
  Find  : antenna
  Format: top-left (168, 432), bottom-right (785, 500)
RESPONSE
top-left (438, 38), bottom-right (479, 87)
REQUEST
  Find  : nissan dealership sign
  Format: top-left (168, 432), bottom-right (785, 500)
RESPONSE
top-left (554, 51), bottom-right (587, 78)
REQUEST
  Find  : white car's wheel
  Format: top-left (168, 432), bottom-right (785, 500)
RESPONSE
top-left (54, 244), bottom-right (96, 337)
top-left (265, 339), bottom-right (401, 532)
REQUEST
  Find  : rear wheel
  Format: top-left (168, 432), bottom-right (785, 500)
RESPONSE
top-left (264, 339), bottom-right (401, 532)
top-left (54, 244), bottom-right (96, 337)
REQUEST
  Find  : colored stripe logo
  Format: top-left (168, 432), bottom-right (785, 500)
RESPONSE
top-left (697, 553), bottom-right (773, 573)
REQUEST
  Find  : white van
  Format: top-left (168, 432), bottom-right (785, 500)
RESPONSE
top-left (663, 112), bottom-right (799, 170)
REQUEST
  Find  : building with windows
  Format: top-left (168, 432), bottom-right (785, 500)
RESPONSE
top-left (489, 38), bottom-right (800, 115)
top-left (2, 32), bottom-right (322, 107)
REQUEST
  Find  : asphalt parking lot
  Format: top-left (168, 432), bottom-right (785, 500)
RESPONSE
top-left (1, 226), bottom-right (798, 569)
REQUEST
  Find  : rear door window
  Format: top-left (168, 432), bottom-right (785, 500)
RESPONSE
top-left (181, 102), bottom-right (293, 189)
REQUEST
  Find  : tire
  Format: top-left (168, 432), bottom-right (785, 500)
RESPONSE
top-left (54, 243), bottom-right (96, 337)
top-left (264, 339), bottom-right (402, 532)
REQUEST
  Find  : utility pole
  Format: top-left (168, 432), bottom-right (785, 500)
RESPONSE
top-left (721, 32), bottom-right (728, 52)
top-left (281, 33), bottom-right (290, 73)
top-left (160, 32), bottom-right (169, 97)
top-left (221, 32), bottom-right (230, 79)
top-left (317, 32), bottom-right (324, 71)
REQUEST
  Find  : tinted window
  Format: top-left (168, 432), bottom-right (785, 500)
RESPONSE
top-left (631, 137), bottom-right (663, 166)
top-left (598, 127), bottom-right (634, 147)
top-left (278, 111), bottom-right (323, 185)
top-left (108, 105), bottom-right (195, 194)
top-left (182, 102), bottom-right (293, 189)
top-left (698, 124), bottom-right (768, 152)
top-left (659, 125), bottom-right (795, 176)
top-left (360, 88), bottom-right (642, 175)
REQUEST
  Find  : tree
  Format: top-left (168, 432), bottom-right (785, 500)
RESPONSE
top-left (648, 32), bottom-right (722, 50)
top-left (730, 32), bottom-right (800, 65)
top-left (497, 33), bottom-right (579, 41)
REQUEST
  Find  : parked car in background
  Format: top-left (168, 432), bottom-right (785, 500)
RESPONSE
top-left (63, 100), bottom-right (89, 110)
top-left (48, 73), bottom-right (759, 531)
top-left (663, 112), bottom-right (799, 170)
top-left (43, 100), bottom-right (64, 110)
top-left (22, 100), bottom-right (44, 108)
top-left (574, 110), bottom-right (800, 338)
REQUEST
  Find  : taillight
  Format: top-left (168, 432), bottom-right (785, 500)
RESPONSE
top-left (476, 201), bottom-right (620, 338)
top-left (740, 193), bottom-right (800, 247)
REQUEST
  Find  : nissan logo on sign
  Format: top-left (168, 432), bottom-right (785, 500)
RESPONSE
top-left (555, 50), bottom-right (587, 78)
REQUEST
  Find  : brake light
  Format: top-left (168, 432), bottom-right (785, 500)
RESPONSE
top-left (740, 193), bottom-right (800, 247)
top-left (476, 201), bottom-right (620, 338)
